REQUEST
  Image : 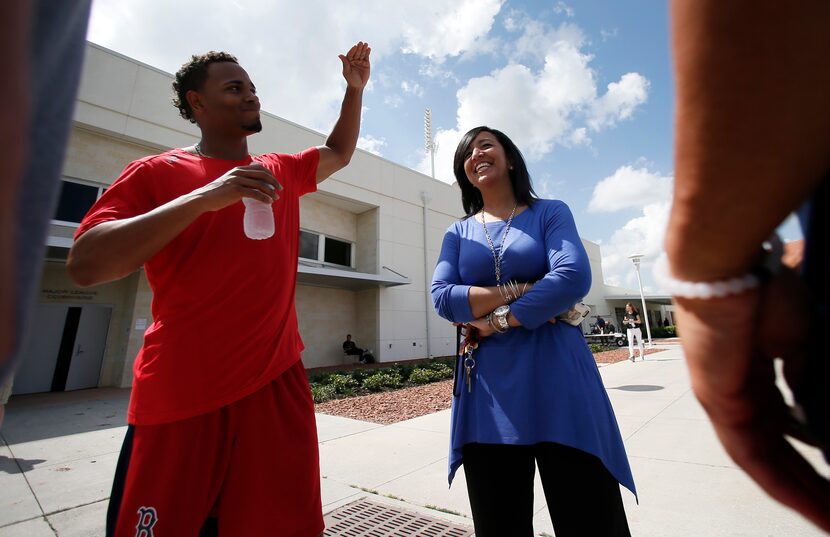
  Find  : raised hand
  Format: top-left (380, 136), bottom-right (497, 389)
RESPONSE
top-left (339, 41), bottom-right (371, 89)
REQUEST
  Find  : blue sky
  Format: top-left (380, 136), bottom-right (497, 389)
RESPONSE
top-left (86, 0), bottom-right (798, 290)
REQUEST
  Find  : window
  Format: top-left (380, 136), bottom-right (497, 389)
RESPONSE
top-left (299, 230), bottom-right (319, 260)
top-left (53, 179), bottom-right (105, 224)
top-left (324, 237), bottom-right (352, 267)
top-left (298, 229), bottom-right (354, 268)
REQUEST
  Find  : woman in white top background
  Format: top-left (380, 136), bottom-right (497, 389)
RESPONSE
top-left (623, 302), bottom-right (645, 362)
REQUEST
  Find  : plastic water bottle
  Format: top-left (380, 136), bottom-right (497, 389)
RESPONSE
top-left (242, 196), bottom-right (274, 240)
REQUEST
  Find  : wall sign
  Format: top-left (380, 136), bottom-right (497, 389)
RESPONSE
top-left (41, 288), bottom-right (98, 301)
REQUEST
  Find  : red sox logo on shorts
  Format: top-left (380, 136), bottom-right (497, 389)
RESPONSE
top-left (135, 506), bottom-right (158, 537)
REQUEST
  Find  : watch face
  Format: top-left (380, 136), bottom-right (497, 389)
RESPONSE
top-left (494, 305), bottom-right (510, 316)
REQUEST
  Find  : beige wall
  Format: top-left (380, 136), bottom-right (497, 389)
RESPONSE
top-left (64, 127), bottom-right (160, 185)
top-left (356, 288), bottom-right (379, 358)
top-left (295, 285), bottom-right (356, 368)
top-left (356, 209), bottom-right (379, 274)
top-left (120, 272), bottom-right (153, 386)
top-left (299, 196), bottom-right (357, 243)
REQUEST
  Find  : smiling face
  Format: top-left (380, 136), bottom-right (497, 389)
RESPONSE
top-left (462, 131), bottom-right (512, 190)
top-left (188, 61), bottom-right (262, 135)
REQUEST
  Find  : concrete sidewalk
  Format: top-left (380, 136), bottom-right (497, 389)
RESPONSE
top-left (1, 346), bottom-right (827, 536)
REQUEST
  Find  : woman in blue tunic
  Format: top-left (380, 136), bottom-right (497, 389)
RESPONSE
top-left (431, 126), bottom-right (635, 536)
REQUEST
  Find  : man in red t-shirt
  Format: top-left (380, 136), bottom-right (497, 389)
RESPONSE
top-left (67, 43), bottom-right (370, 537)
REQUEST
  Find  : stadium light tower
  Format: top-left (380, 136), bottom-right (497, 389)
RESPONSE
top-left (424, 108), bottom-right (437, 179)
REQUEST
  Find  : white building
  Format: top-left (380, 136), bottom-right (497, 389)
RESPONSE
top-left (12, 43), bottom-right (672, 396)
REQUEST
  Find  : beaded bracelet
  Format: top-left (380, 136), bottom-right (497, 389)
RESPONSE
top-left (654, 234), bottom-right (783, 300)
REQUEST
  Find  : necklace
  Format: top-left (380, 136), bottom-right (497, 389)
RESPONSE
top-left (480, 204), bottom-right (517, 284)
top-left (194, 143), bottom-right (206, 157)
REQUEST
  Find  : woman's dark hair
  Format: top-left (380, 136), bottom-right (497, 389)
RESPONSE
top-left (172, 51), bottom-right (239, 123)
top-left (453, 126), bottom-right (537, 217)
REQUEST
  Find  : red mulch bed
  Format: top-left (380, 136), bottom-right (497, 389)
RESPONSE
top-left (315, 380), bottom-right (454, 425)
top-left (314, 347), bottom-right (667, 424)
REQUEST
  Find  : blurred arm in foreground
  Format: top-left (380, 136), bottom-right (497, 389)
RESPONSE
top-left (667, 0), bottom-right (830, 531)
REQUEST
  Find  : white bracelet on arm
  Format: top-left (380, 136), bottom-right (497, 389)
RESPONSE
top-left (655, 234), bottom-right (783, 300)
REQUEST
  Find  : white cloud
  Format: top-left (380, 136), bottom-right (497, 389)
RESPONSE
top-left (600, 28), bottom-right (619, 42)
top-left (401, 81), bottom-right (424, 97)
top-left (588, 165), bottom-right (672, 213)
top-left (87, 0), bottom-right (504, 131)
top-left (418, 62), bottom-right (460, 84)
top-left (588, 73), bottom-right (650, 131)
top-left (384, 94), bottom-right (404, 108)
top-left (415, 127), bottom-right (462, 181)
top-left (533, 173), bottom-right (566, 200)
top-left (506, 17), bottom-right (586, 63)
top-left (569, 127), bottom-right (590, 146)
top-left (418, 19), bottom-right (649, 183)
top-left (584, 164), bottom-right (673, 290)
top-left (554, 2), bottom-right (575, 18)
top-left (599, 202), bottom-right (671, 290)
top-left (399, 0), bottom-right (505, 60)
top-left (357, 135), bottom-right (386, 156)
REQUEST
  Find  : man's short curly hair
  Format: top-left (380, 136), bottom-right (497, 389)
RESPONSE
top-left (172, 51), bottom-right (239, 123)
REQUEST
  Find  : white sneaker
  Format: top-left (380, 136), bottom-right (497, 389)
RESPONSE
top-left (629, 355), bottom-right (635, 362)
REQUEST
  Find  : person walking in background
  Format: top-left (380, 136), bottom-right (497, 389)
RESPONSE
top-left (67, 42), bottom-right (371, 536)
top-left (623, 302), bottom-right (645, 362)
top-left (596, 315), bottom-right (606, 334)
top-left (432, 126), bottom-right (634, 536)
top-left (665, 0), bottom-right (829, 531)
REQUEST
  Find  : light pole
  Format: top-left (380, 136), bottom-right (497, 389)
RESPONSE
top-left (424, 108), bottom-right (437, 179)
top-left (628, 254), bottom-right (652, 347)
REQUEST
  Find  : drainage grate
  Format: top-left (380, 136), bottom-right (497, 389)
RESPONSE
top-left (323, 498), bottom-right (474, 537)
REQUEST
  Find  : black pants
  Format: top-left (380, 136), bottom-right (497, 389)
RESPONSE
top-left (462, 442), bottom-right (631, 537)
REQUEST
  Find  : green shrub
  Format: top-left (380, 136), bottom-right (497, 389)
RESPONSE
top-left (430, 363), bottom-right (453, 379)
top-left (424, 359), bottom-right (454, 373)
top-left (307, 373), bottom-right (331, 385)
top-left (390, 363), bottom-right (416, 382)
top-left (308, 358), bottom-right (458, 402)
top-left (409, 368), bottom-right (441, 385)
top-left (310, 383), bottom-right (336, 403)
top-left (348, 368), bottom-right (372, 383)
top-left (362, 372), bottom-right (402, 392)
top-left (649, 325), bottom-right (677, 338)
top-left (328, 374), bottom-right (358, 396)
top-left (588, 343), bottom-right (605, 354)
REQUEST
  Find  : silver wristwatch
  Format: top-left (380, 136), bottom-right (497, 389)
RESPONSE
top-left (493, 304), bottom-right (510, 331)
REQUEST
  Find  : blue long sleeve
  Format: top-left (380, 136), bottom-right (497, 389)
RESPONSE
top-left (509, 201), bottom-right (591, 330)
top-left (431, 222), bottom-right (475, 323)
top-left (431, 201), bottom-right (590, 328)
